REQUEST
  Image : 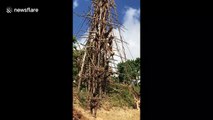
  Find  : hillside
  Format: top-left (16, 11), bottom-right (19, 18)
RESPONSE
top-left (73, 85), bottom-right (141, 120)
top-left (73, 101), bottom-right (140, 120)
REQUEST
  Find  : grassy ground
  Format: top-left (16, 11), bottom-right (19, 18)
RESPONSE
top-left (73, 84), bottom-right (141, 120)
top-left (73, 103), bottom-right (140, 120)
top-left (73, 83), bottom-right (140, 108)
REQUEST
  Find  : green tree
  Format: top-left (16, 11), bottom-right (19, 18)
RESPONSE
top-left (73, 36), bottom-right (83, 82)
top-left (117, 58), bottom-right (140, 84)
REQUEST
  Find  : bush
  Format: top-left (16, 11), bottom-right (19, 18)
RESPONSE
top-left (106, 83), bottom-right (139, 108)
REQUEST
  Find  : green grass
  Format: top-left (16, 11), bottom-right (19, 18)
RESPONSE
top-left (73, 83), bottom-right (140, 109)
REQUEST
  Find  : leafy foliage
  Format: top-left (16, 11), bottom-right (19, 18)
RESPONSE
top-left (107, 83), bottom-right (140, 108)
top-left (117, 58), bottom-right (140, 84)
top-left (73, 36), bottom-right (83, 82)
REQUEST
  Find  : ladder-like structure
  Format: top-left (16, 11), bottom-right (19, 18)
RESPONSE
top-left (76, 0), bottom-right (120, 99)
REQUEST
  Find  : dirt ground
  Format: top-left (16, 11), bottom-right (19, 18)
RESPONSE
top-left (73, 104), bottom-right (140, 120)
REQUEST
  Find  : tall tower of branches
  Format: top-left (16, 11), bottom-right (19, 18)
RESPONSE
top-left (77, 0), bottom-right (117, 99)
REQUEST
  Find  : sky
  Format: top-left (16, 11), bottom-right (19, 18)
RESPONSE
top-left (73, 0), bottom-right (141, 61)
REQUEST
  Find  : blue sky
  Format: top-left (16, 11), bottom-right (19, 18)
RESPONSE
top-left (73, 0), bottom-right (141, 60)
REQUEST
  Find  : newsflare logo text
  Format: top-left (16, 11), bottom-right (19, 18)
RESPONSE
top-left (6, 7), bottom-right (39, 13)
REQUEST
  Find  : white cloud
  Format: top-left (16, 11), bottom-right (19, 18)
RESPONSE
top-left (75, 29), bottom-right (90, 50)
top-left (122, 7), bottom-right (140, 60)
top-left (113, 7), bottom-right (140, 63)
top-left (73, 0), bottom-right (79, 9)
